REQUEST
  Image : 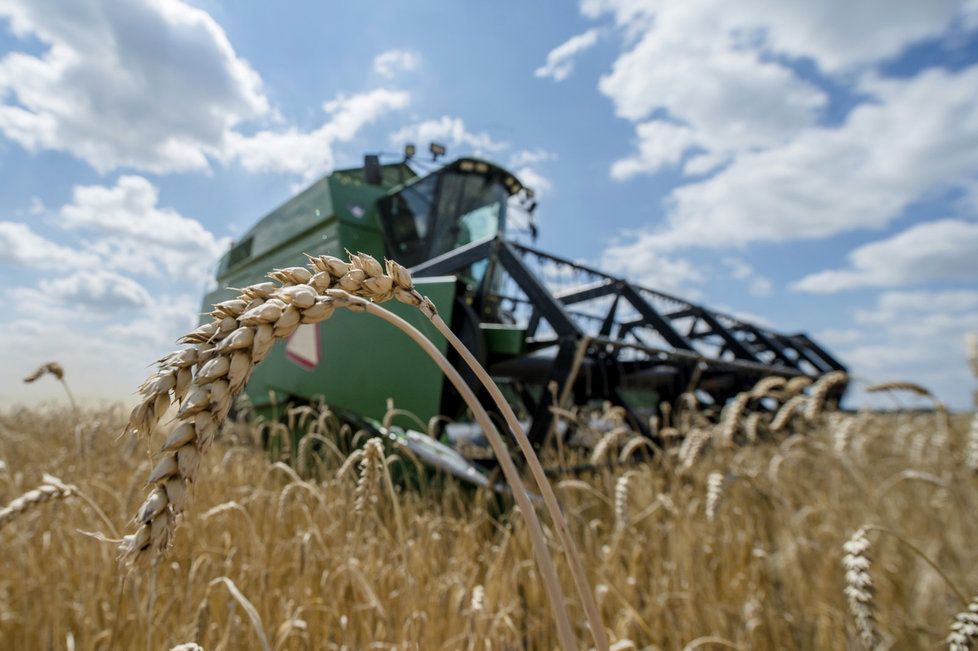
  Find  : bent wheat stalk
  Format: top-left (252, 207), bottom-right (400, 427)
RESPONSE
top-left (426, 313), bottom-right (610, 650)
top-left (120, 253), bottom-right (577, 649)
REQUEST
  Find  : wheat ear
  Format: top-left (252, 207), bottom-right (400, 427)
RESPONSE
top-left (120, 254), bottom-right (577, 650)
top-left (947, 595), bottom-right (978, 651)
top-left (0, 474), bottom-right (75, 530)
top-left (354, 438), bottom-right (384, 515)
top-left (718, 391), bottom-right (751, 445)
top-left (750, 375), bottom-right (786, 398)
top-left (705, 472), bottom-right (724, 523)
top-left (804, 371), bottom-right (848, 421)
top-left (771, 394), bottom-right (807, 432)
top-left (613, 471), bottom-right (636, 534)
top-left (842, 527), bottom-right (880, 649)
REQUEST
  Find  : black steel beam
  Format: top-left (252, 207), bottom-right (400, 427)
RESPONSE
top-left (790, 333), bottom-right (847, 372)
top-left (740, 324), bottom-right (798, 368)
top-left (619, 284), bottom-right (696, 351)
top-left (497, 240), bottom-right (580, 338)
top-left (695, 310), bottom-right (760, 362)
top-left (773, 334), bottom-right (831, 373)
top-left (526, 340), bottom-right (580, 446)
top-left (554, 279), bottom-right (621, 306)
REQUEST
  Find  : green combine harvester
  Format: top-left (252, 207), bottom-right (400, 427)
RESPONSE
top-left (202, 145), bottom-right (845, 467)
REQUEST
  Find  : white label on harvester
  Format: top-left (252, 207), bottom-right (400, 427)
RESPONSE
top-left (286, 323), bottom-right (320, 370)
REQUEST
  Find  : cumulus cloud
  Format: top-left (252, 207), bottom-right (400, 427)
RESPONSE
top-left (584, 0), bottom-right (965, 72)
top-left (389, 116), bottom-right (506, 154)
top-left (508, 148), bottom-right (558, 168)
top-left (0, 221), bottom-right (98, 268)
top-left (605, 67), bottom-right (978, 251)
top-left (0, 180), bottom-right (223, 405)
top-left (600, 239), bottom-right (705, 297)
top-left (38, 270), bottom-right (152, 311)
top-left (372, 49), bottom-right (421, 78)
top-left (794, 219), bottom-right (978, 293)
top-left (0, 0), bottom-right (410, 179)
top-left (828, 289), bottom-right (978, 408)
top-left (722, 257), bottom-right (773, 297)
top-left (57, 175), bottom-right (228, 281)
top-left (0, 0), bottom-right (268, 173)
top-left (583, 0), bottom-right (968, 181)
top-left (226, 89), bottom-right (410, 180)
top-left (534, 28), bottom-right (601, 81)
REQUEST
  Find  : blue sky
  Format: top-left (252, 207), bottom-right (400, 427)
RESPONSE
top-left (1, 0), bottom-right (976, 408)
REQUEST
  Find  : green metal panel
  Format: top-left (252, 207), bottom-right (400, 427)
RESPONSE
top-left (480, 323), bottom-right (526, 356)
top-left (243, 276), bottom-right (457, 424)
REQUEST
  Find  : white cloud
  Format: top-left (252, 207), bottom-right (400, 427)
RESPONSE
top-left (0, 179), bottom-right (222, 405)
top-left (508, 148), bottom-right (558, 168)
top-left (594, 3), bottom-right (828, 178)
top-left (830, 289), bottom-right (978, 408)
top-left (0, 221), bottom-right (98, 268)
top-left (0, 292), bottom-right (200, 405)
top-left (611, 67), bottom-right (978, 251)
top-left (610, 121), bottom-right (699, 180)
top-left (225, 89), bottom-right (410, 181)
top-left (513, 166), bottom-right (552, 197)
top-left (0, 1), bottom-right (410, 180)
top-left (582, 0), bottom-right (967, 181)
top-left (390, 116), bottom-right (506, 154)
top-left (535, 28), bottom-right (601, 82)
top-left (0, 0), bottom-right (268, 173)
top-left (38, 270), bottom-right (152, 311)
top-left (57, 175), bottom-right (228, 281)
top-left (583, 0), bottom-right (964, 72)
top-left (372, 49), bottom-right (421, 78)
top-left (794, 219), bottom-right (978, 293)
top-left (600, 238), bottom-right (705, 297)
top-left (722, 257), bottom-right (773, 297)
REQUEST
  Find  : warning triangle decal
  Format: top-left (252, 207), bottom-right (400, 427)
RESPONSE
top-left (285, 323), bottom-right (321, 370)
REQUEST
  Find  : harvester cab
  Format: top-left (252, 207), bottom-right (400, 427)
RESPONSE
top-left (202, 146), bottom-right (846, 456)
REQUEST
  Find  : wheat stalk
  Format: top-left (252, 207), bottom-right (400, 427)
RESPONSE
top-left (679, 427), bottom-right (711, 470)
top-left (591, 426), bottom-right (629, 465)
top-left (750, 375), bottom-right (786, 398)
top-left (865, 381), bottom-right (933, 398)
top-left (119, 253), bottom-right (578, 650)
top-left (705, 472), bottom-right (724, 523)
top-left (947, 595), bottom-right (978, 651)
top-left (784, 375), bottom-right (813, 396)
top-left (0, 474), bottom-right (75, 530)
top-left (743, 412), bottom-right (762, 444)
top-left (833, 414), bottom-right (857, 456)
top-left (23, 361), bottom-right (78, 412)
top-left (718, 391), bottom-right (751, 446)
top-left (843, 527), bottom-right (880, 649)
top-left (771, 394), bottom-right (807, 432)
top-left (805, 371), bottom-right (848, 421)
top-left (354, 438), bottom-right (384, 515)
top-left (966, 413), bottom-right (978, 472)
top-left (613, 471), bottom-right (636, 533)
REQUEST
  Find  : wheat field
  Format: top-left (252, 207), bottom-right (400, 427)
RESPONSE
top-left (3, 257), bottom-right (976, 650)
top-left (1, 395), bottom-right (976, 650)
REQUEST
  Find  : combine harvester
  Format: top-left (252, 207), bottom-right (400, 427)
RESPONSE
top-left (202, 145), bottom-right (846, 474)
